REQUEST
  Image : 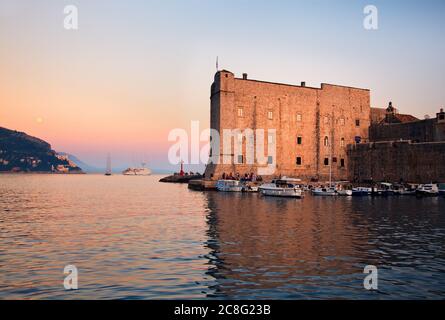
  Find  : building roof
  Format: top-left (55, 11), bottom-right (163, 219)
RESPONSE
top-left (379, 113), bottom-right (419, 124)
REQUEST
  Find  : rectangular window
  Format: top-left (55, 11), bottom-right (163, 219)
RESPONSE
top-left (355, 119), bottom-right (360, 127)
top-left (340, 138), bottom-right (345, 147)
top-left (340, 159), bottom-right (345, 167)
top-left (237, 155), bottom-right (244, 164)
top-left (268, 156), bottom-right (273, 164)
top-left (296, 157), bottom-right (302, 166)
top-left (324, 158), bottom-right (329, 166)
top-left (268, 111), bottom-right (273, 120)
top-left (332, 157), bottom-right (337, 163)
top-left (297, 136), bottom-right (302, 145)
top-left (237, 107), bottom-right (244, 117)
top-left (340, 118), bottom-right (345, 125)
top-left (296, 113), bottom-right (302, 122)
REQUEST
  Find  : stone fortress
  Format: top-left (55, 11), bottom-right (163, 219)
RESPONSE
top-left (204, 70), bottom-right (445, 183)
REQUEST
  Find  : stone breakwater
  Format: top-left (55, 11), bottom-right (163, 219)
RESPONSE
top-left (159, 174), bottom-right (203, 184)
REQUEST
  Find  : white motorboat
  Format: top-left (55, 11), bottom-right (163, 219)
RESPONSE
top-left (312, 186), bottom-right (337, 196)
top-left (241, 183), bottom-right (259, 193)
top-left (259, 178), bottom-right (304, 198)
top-left (416, 183), bottom-right (439, 196)
top-left (374, 182), bottom-right (395, 196)
top-left (336, 189), bottom-right (353, 196)
top-left (335, 184), bottom-right (353, 196)
top-left (393, 184), bottom-right (417, 195)
top-left (216, 180), bottom-right (243, 192)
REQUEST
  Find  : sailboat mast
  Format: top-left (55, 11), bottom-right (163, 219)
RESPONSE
top-left (106, 153), bottom-right (111, 175)
top-left (329, 140), bottom-right (332, 187)
top-left (329, 115), bottom-right (333, 187)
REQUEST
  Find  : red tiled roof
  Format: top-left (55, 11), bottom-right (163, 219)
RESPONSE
top-left (379, 113), bottom-right (419, 124)
top-left (395, 114), bottom-right (419, 123)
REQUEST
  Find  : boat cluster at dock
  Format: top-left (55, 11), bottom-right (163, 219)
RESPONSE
top-left (215, 178), bottom-right (445, 199)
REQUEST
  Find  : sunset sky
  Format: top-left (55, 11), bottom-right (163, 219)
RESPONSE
top-left (1, 0), bottom-right (444, 171)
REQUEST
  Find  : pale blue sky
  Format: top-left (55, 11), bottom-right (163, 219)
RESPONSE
top-left (1, 0), bottom-right (444, 170)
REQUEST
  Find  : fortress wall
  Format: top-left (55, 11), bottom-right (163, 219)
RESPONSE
top-left (347, 141), bottom-right (445, 183)
top-left (205, 71), bottom-right (370, 181)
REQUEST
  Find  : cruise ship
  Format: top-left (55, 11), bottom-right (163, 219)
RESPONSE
top-left (122, 163), bottom-right (152, 176)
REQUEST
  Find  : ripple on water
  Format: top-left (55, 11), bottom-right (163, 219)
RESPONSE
top-left (0, 175), bottom-right (445, 299)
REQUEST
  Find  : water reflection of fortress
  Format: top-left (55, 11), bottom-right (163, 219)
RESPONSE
top-left (203, 192), bottom-right (376, 298)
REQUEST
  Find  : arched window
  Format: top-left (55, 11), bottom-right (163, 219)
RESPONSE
top-left (340, 138), bottom-right (345, 147)
top-left (324, 136), bottom-right (329, 147)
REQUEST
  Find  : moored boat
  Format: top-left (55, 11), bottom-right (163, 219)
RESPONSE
top-left (438, 183), bottom-right (445, 195)
top-left (393, 183), bottom-right (417, 195)
top-left (416, 183), bottom-right (439, 196)
top-left (241, 183), bottom-right (259, 193)
top-left (312, 186), bottom-right (337, 196)
top-left (335, 183), bottom-right (353, 196)
top-left (371, 183), bottom-right (395, 196)
top-left (336, 189), bottom-right (353, 196)
top-left (352, 187), bottom-right (372, 196)
top-left (259, 178), bottom-right (304, 198)
top-left (216, 180), bottom-right (243, 192)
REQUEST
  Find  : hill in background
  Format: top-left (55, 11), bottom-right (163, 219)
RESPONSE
top-left (0, 126), bottom-right (83, 173)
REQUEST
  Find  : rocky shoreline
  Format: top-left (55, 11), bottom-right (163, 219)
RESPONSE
top-left (159, 174), bottom-right (203, 183)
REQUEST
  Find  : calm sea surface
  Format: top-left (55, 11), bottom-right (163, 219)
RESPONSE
top-left (0, 174), bottom-right (444, 299)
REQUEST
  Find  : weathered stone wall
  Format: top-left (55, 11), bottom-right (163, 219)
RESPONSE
top-left (205, 70), bottom-right (370, 181)
top-left (347, 141), bottom-right (445, 183)
top-left (370, 107), bottom-right (386, 124)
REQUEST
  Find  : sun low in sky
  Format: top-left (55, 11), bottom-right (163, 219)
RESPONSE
top-left (1, 0), bottom-right (444, 171)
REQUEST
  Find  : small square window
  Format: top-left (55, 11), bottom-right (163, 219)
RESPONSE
top-left (237, 107), bottom-right (244, 117)
top-left (324, 158), bottom-right (329, 166)
top-left (296, 113), bottom-right (302, 122)
top-left (332, 157), bottom-right (337, 163)
top-left (237, 155), bottom-right (244, 164)
top-left (297, 136), bottom-right (302, 145)
top-left (355, 119), bottom-right (360, 127)
top-left (268, 111), bottom-right (273, 120)
top-left (296, 157), bottom-right (302, 166)
top-left (268, 156), bottom-right (273, 164)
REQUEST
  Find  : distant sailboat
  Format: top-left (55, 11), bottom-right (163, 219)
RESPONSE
top-left (105, 154), bottom-right (112, 176)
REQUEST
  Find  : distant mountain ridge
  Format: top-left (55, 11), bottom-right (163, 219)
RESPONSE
top-left (0, 126), bottom-right (83, 173)
top-left (56, 152), bottom-right (101, 173)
